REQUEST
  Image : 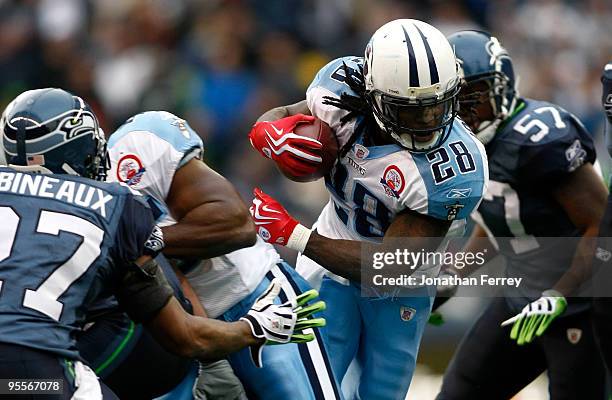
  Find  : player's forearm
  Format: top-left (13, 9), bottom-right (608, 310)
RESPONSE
top-left (173, 265), bottom-right (208, 318)
top-left (303, 232), bottom-right (363, 281)
top-left (453, 224), bottom-right (498, 278)
top-left (162, 205), bottom-right (256, 258)
top-left (257, 100), bottom-right (311, 122)
top-left (551, 163), bottom-right (608, 296)
top-left (553, 225), bottom-right (599, 297)
top-left (184, 317), bottom-right (261, 362)
top-left (303, 232), bottom-right (445, 282)
top-left (146, 297), bottom-right (260, 362)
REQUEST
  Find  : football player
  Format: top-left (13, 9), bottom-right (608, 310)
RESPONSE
top-left (103, 110), bottom-right (340, 400)
top-left (248, 19), bottom-right (488, 399)
top-left (435, 31), bottom-right (607, 399)
top-left (592, 62), bottom-right (612, 372)
top-left (0, 89), bottom-right (319, 400)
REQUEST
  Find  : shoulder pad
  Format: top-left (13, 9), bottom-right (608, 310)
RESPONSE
top-left (307, 57), bottom-right (364, 100)
top-left (306, 57), bottom-right (364, 148)
top-left (503, 100), bottom-right (596, 183)
top-left (503, 100), bottom-right (591, 146)
top-left (109, 111), bottom-right (203, 159)
top-left (410, 133), bottom-right (488, 221)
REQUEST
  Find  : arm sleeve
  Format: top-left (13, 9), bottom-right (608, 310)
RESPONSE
top-left (115, 258), bottom-right (174, 323)
top-left (110, 194), bottom-right (174, 322)
top-left (109, 193), bottom-right (158, 265)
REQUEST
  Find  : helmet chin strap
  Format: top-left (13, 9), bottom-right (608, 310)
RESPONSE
top-left (61, 163), bottom-right (79, 175)
top-left (475, 90), bottom-right (511, 145)
top-left (392, 129), bottom-right (442, 151)
top-left (8, 164), bottom-right (54, 175)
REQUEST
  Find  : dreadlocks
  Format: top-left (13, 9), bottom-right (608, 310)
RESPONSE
top-left (322, 61), bottom-right (378, 158)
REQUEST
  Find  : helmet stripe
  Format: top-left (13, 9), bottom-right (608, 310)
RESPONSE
top-left (415, 26), bottom-right (439, 84)
top-left (401, 25), bottom-right (420, 87)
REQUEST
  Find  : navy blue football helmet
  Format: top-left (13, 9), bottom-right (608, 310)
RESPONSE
top-left (447, 30), bottom-right (518, 144)
top-left (1, 88), bottom-right (108, 180)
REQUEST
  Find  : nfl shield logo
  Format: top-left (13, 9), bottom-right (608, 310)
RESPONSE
top-left (354, 144), bottom-right (369, 160)
top-left (567, 328), bottom-right (582, 344)
top-left (400, 306), bottom-right (416, 322)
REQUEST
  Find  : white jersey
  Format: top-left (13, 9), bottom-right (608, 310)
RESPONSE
top-left (297, 57), bottom-right (489, 287)
top-left (108, 111), bottom-right (279, 317)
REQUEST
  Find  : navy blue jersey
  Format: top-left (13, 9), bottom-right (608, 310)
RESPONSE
top-left (477, 99), bottom-right (595, 311)
top-left (0, 167), bottom-right (156, 359)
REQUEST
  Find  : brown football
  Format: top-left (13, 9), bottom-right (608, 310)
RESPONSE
top-left (277, 118), bottom-right (339, 182)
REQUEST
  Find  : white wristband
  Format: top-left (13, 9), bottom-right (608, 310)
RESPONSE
top-left (286, 224), bottom-right (312, 253)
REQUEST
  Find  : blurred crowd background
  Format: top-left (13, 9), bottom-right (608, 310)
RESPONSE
top-left (1, 1), bottom-right (610, 397)
top-left (2, 0), bottom-right (611, 219)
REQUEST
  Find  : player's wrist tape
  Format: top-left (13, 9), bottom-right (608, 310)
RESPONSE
top-left (286, 224), bottom-right (312, 253)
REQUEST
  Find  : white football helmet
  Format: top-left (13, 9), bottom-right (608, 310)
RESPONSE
top-left (364, 19), bottom-right (461, 151)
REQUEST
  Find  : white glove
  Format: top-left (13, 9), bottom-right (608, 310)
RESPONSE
top-left (501, 289), bottom-right (567, 345)
top-left (240, 279), bottom-right (296, 367)
top-left (240, 278), bottom-right (325, 367)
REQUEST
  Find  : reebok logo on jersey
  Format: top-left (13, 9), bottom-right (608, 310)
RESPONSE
top-left (565, 140), bottom-right (586, 172)
top-left (447, 188), bottom-right (472, 199)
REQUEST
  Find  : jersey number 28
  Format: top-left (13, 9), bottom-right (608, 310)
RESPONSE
top-left (427, 141), bottom-right (476, 185)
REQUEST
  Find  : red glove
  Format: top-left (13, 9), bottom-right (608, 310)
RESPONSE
top-left (248, 114), bottom-right (322, 177)
top-left (250, 188), bottom-right (311, 252)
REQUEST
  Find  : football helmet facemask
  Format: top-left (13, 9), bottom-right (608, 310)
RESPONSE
top-left (364, 19), bottom-right (461, 152)
top-left (448, 30), bottom-right (519, 144)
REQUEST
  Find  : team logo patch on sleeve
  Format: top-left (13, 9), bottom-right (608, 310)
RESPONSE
top-left (144, 225), bottom-right (165, 257)
top-left (117, 154), bottom-right (146, 186)
top-left (380, 165), bottom-right (405, 198)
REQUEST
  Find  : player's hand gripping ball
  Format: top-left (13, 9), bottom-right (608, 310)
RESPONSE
top-left (248, 114), bottom-right (339, 182)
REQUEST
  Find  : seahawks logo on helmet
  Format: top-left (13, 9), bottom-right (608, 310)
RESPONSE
top-left (59, 111), bottom-right (97, 140)
top-left (485, 37), bottom-right (510, 67)
top-left (1, 88), bottom-right (108, 180)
